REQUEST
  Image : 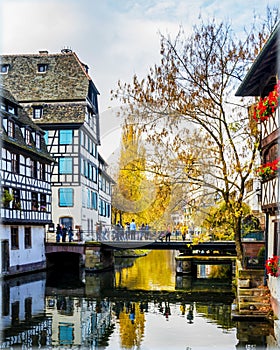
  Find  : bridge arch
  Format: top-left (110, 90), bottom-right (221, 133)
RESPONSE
top-left (46, 252), bottom-right (83, 271)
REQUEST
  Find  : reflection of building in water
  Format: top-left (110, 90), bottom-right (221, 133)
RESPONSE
top-left (117, 302), bottom-right (145, 348)
top-left (197, 264), bottom-right (208, 278)
top-left (0, 274), bottom-right (52, 348)
top-left (196, 303), bottom-right (234, 330)
top-left (45, 296), bottom-right (113, 347)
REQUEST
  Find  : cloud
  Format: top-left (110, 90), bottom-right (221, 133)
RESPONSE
top-left (1, 0), bottom-right (279, 162)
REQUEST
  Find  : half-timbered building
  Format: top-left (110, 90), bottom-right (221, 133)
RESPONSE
top-left (236, 23), bottom-right (280, 319)
top-left (0, 50), bottom-right (113, 240)
top-left (0, 87), bottom-right (53, 276)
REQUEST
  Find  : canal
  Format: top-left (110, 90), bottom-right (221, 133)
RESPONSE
top-left (1, 250), bottom-right (278, 349)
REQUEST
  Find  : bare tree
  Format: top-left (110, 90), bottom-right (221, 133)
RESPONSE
top-left (112, 14), bottom-right (279, 262)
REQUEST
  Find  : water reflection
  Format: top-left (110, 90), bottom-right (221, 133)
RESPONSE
top-left (0, 250), bottom-right (278, 349)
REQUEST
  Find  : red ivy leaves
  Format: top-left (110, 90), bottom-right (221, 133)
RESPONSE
top-left (266, 255), bottom-right (280, 277)
top-left (253, 81), bottom-right (279, 122)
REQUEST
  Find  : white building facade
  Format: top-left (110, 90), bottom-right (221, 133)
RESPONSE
top-left (1, 50), bottom-right (113, 241)
top-left (0, 88), bottom-right (53, 276)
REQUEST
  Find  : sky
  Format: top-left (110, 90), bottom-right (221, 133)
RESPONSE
top-left (1, 0), bottom-right (279, 160)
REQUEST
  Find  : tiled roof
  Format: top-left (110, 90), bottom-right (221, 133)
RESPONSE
top-left (0, 51), bottom-right (92, 102)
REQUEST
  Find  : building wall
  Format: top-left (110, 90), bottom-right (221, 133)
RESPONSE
top-left (0, 225), bottom-right (46, 275)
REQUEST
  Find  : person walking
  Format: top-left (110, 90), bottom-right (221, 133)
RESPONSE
top-left (165, 227), bottom-right (171, 242)
top-left (61, 225), bottom-right (67, 242)
top-left (56, 224), bottom-right (62, 243)
top-left (130, 219), bottom-right (136, 240)
top-left (68, 226), bottom-right (74, 242)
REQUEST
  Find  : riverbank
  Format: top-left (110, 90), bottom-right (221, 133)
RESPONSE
top-left (114, 249), bottom-right (150, 258)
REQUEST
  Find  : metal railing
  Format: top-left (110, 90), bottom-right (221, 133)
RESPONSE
top-left (45, 227), bottom-right (186, 243)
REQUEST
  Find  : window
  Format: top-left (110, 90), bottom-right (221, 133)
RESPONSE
top-left (99, 199), bottom-right (105, 216)
top-left (265, 143), bottom-right (279, 163)
top-left (30, 160), bottom-right (38, 178)
top-left (91, 191), bottom-right (97, 210)
top-left (59, 188), bottom-right (74, 207)
top-left (43, 130), bottom-right (48, 145)
top-left (26, 129), bottom-right (32, 145)
top-left (35, 134), bottom-right (41, 149)
top-left (25, 297), bottom-right (32, 321)
top-left (8, 120), bottom-right (15, 138)
top-left (11, 227), bottom-right (19, 249)
top-left (39, 163), bottom-right (46, 181)
top-left (91, 143), bottom-right (96, 157)
top-left (0, 64), bottom-right (9, 74)
top-left (106, 203), bottom-right (111, 218)
top-left (87, 189), bottom-right (90, 208)
top-left (8, 105), bottom-right (15, 114)
top-left (92, 165), bottom-right (97, 182)
top-left (31, 192), bottom-right (38, 210)
top-left (24, 227), bottom-right (32, 249)
top-left (40, 194), bottom-right (47, 211)
top-left (59, 130), bottom-right (73, 145)
top-left (33, 107), bottom-right (43, 119)
top-left (59, 322), bottom-right (74, 345)
top-left (12, 189), bottom-right (21, 209)
top-left (37, 64), bottom-right (48, 72)
top-left (59, 158), bottom-right (73, 174)
top-left (11, 153), bottom-right (19, 174)
top-left (11, 301), bottom-right (19, 326)
top-left (83, 160), bottom-right (88, 177)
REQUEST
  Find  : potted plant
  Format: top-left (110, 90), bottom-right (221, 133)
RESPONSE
top-left (14, 201), bottom-right (21, 210)
top-left (257, 156), bottom-right (280, 180)
top-left (1, 190), bottom-right (13, 208)
top-left (253, 81), bottom-right (279, 122)
top-left (266, 255), bottom-right (280, 277)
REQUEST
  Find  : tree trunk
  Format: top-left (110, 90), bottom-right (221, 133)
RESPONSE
top-left (235, 217), bottom-right (244, 266)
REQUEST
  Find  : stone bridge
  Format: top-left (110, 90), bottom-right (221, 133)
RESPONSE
top-left (45, 240), bottom-right (238, 273)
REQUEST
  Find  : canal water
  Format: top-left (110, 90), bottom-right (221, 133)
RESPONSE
top-left (1, 250), bottom-right (278, 349)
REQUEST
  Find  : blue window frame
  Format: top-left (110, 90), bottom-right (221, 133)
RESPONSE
top-left (59, 158), bottom-right (72, 174)
top-left (106, 203), bottom-right (111, 218)
top-left (59, 130), bottom-right (73, 145)
top-left (43, 130), bottom-right (48, 145)
top-left (91, 191), bottom-right (97, 210)
top-left (87, 189), bottom-right (90, 208)
top-left (59, 188), bottom-right (73, 207)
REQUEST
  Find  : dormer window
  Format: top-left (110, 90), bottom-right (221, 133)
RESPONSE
top-left (8, 120), bottom-right (15, 138)
top-left (37, 64), bottom-right (48, 73)
top-left (26, 129), bottom-right (32, 146)
top-left (8, 105), bottom-right (15, 115)
top-left (33, 106), bottom-right (43, 119)
top-left (0, 64), bottom-right (10, 74)
top-left (35, 134), bottom-right (41, 149)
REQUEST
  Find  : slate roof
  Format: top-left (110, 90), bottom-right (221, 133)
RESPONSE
top-left (0, 51), bottom-right (99, 125)
top-left (0, 51), bottom-right (98, 102)
top-left (0, 86), bottom-right (53, 162)
top-left (235, 22), bottom-right (279, 97)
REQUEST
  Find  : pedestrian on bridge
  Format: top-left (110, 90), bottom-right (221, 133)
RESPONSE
top-left (68, 226), bottom-right (73, 242)
top-left (130, 219), bottom-right (136, 240)
top-left (165, 227), bottom-right (171, 242)
top-left (61, 225), bottom-right (67, 242)
top-left (56, 224), bottom-right (62, 242)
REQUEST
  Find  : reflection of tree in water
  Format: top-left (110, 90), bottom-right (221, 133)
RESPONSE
top-left (207, 265), bottom-right (231, 279)
top-left (196, 303), bottom-right (234, 330)
top-left (117, 302), bottom-right (145, 348)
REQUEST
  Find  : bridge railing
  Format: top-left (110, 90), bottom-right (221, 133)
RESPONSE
top-left (45, 227), bottom-right (174, 243)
